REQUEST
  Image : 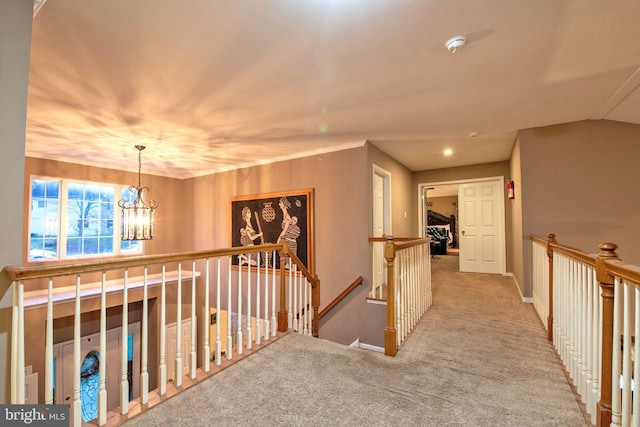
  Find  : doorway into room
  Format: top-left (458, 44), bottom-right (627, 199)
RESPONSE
top-left (419, 176), bottom-right (506, 275)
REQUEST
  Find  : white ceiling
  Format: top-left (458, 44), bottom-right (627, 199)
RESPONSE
top-left (25, 0), bottom-right (640, 179)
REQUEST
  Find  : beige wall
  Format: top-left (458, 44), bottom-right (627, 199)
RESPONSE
top-left (518, 120), bottom-right (640, 296)
top-left (0, 0), bottom-right (33, 404)
top-left (367, 143), bottom-right (418, 238)
top-left (414, 161), bottom-right (514, 273)
top-left (190, 145), bottom-right (387, 345)
top-left (428, 196), bottom-right (457, 218)
top-left (509, 139), bottom-right (524, 295)
top-left (24, 157), bottom-right (190, 268)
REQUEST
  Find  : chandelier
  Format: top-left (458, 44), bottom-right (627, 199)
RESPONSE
top-left (118, 145), bottom-right (158, 241)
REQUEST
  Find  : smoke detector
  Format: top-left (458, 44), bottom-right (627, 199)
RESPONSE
top-left (445, 36), bottom-right (466, 53)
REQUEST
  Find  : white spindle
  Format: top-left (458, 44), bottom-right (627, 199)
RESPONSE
top-left (256, 252), bottom-right (262, 346)
top-left (121, 270), bottom-right (129, 415)
top-left (141, 267), bottom-right (149, 403)
top-left (247, 254), bottom-right (252, 350)
top-left (45, 278), bottom-right (54, 405)
top-left (304, 274), bottom-right (309, 336)
top-left (622, 280), bottom-right (633, 427)
top-left (227, 257), bottom-right (233, 360)
top-left (215, 258), bottom-right (222, 365)
top-left (203, 258), bottom-right (211, 372)
top-left (175, 264), bottom-right (183, 387)
top-left (633, 283), bottom-right (640, 427)
top-left (288, 264), bottom-right (293, 329)
top-left (190, 261), bottom-right (197, 379)
top-left (611, 277), bottom-right (622, 427)
top-left (159, 265), bottom-right (167, 395)
top-left (293, 266), bottom-right (298, 332)
top-left (73, 275), bottom-right (82, 425)
top-left (98, 272), bottom-right (107, 425)
top-left (271, 250), bottom-right (277, 336)
top-left (11, 280), bottom-right (25, 405)
top-left (237, 258), bottom-right (243, 355)
top-left (264, 251), bottom-right (270, 340)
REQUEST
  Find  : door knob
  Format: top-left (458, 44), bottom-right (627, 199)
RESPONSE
top-left (461, 230), bottom-right (465, 235)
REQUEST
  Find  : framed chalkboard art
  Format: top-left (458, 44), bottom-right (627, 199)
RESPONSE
top-left (230, 188), bottom-right (314, 273)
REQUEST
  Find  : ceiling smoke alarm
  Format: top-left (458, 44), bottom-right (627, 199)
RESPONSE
top-left (445, 36), bottom-right (466, 53)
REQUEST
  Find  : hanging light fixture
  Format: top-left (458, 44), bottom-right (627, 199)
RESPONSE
top-left (118, 145), bottom-right (158, 241)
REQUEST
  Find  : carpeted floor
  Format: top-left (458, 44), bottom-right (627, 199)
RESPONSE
top-left (123, 255), bottom-right (587, 426)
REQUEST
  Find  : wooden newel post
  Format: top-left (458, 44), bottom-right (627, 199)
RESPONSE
top-left (312, 275), bottom-right (320, 338)
top-left (546, 233), bottom-right (557, 342)
top-left (596, 242), bottom-right (620, 427)
top-left (384, 236), bottom-right (397, 356)
top-left (278, 251), bottom-right (288, 333)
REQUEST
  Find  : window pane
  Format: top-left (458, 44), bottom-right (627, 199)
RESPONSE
top-left (99, 237), bottom-right (113, 254)
top-left (67, 238), bottom-right (82, 256)
top-left (46, 181), bottom-right (59, 198)
top-left (30, 178), bottom-right (60, 261)
top-left (68, 183), bottom-right (84, 200)
top-left (84, 238), bottom-right (99, 254)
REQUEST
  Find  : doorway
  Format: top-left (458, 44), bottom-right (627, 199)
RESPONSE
top-left (418, 176), bottom-right (506, 274)
top-left (372, 165), bottom-right (391, 297)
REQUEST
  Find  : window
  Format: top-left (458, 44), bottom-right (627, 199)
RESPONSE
top-left (29, 177), bottom-right (142, 261)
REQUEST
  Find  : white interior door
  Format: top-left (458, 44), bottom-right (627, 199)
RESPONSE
top-left (458, 179), bottom-right (505, 274)
top-left (372, 166), bottom-right (390, 294)
top-left (166, 319), bottom-right (191, 381)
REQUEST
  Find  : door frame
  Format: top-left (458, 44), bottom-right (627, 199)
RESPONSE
top-left (418, 176), bottom-right (506, 274)
top-left (371, 164), bottom-right (391, 296)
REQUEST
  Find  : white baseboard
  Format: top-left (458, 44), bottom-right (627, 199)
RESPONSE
top-left (349, 338), bottom-right (384, 353)
top-left (504, 272), bottom-right (533, 304)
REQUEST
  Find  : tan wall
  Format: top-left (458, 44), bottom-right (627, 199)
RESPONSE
top-left (413, 161), bottom-right (514, 273)
top-left (23, 157), bottom-right (190, 268)
top-left (367, 143), bottom-right (418, 238)
top-left (428, 196), bottom-right (457, 218)
top-left (190, 146), bottom-right (382, 345)
top-left (509, 139), bottom-right (525, 295)
top-left (518, 120), bottom-right (640, 296)
top-left (0, 0), bottom-right (33, 404)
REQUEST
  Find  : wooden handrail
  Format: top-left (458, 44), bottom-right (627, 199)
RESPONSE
top-left (2, 244), bottom-right (284, 281)
top-left (318, 276), bottom-right (363, 319)
top-left (368, 236), bottom-right (422, 243)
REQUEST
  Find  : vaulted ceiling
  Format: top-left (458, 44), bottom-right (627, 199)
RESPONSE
top-left (26, 0), bottom-right (640, 178)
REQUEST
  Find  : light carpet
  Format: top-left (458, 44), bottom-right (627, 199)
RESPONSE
top-left (123, 255), bottom-right (586, 426)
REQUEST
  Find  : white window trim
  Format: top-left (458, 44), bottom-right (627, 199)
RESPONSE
top-left (28, 175), bottom-right (143, 262)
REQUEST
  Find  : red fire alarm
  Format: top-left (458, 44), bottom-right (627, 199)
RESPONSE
top-left (507, 179), bottom-right (515, 200)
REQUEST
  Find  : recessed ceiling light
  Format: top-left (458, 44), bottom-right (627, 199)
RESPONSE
top-left (443, 148), bottom-right (453, 156)
top-left (469, 132), bottom-right (478, 138)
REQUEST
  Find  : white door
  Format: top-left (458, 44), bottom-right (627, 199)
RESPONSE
top-left (458, 179), bottom-right (505, 274)
top-left (166, 319), bottom-right (191, 381)
top-left (372, 166), bottom-right (390, 296)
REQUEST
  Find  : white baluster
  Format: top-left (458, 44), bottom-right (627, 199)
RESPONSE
top-left (622, 279), bottom-right (632, 427)
top-left (45, 278), bottom-right (54, 405)
top-left (175, 264), bottom-right (183, 387)
top-left (293, 266), bottom-right (298, 332)
top-left (203, 258), bottom-right (211, 372)
top-left (256, 252), bottom-right (262, 346)
top-left (227, 258), bottom-right (233, 360)
top-left (264, 251), bottom-right (270, 340)
top-left (141, 267), bottom-right (149, 403)
top-left (190, 261), bottom-right (197, 379)
top-left (303, 274), bottom-right (309, 336)
top-left (247, 254), bottom-right (252, 350)
top-left (271, 250), bottom-right (277, 336)
top-left (237, 259), bottom-right (243, 355)
top-left (121, 270), bottom-right (129, 414)
top-left (633, 283), bottom-right (640, 426)
top-left (288, 264), bottom-right (293, 329)
top-left (72, 275), bottom-right (81, 425)
top-left (159, 265), bottom-right (167, 395)
top-left (215, 258), bottom-right (222, 365)
top-left (98, 273), bottom-right (107, 425)
top-left (11, 280), bottom-right (25, 404)
top-left (611, 277), bottom-right (622, 427)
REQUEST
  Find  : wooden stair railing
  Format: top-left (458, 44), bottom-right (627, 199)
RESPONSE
top-left (318, 276), bottom-right (364, 319)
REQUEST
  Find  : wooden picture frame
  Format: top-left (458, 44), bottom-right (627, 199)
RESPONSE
top-left (230, 188), bottom-right (314, 273)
